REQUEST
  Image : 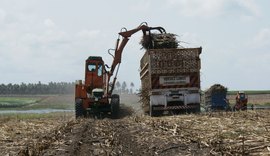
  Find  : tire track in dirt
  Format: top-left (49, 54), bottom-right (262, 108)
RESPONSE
top-left (30, 104), bottom-right (138, 156)
top-left (19, 103), bottom-right (208, 156)
top-left (39, 119), bottom-right (144, 156)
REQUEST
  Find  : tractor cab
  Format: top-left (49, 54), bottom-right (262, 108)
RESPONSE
top-left (234, 91), bottom-right (248, 111)
top-left (238, 91), bottom-right (246, 100)
top-left (85, 56), bottom-right (105, 97)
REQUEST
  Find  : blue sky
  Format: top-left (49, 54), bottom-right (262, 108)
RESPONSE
top-left (0, 0), bottom-right (269, 90)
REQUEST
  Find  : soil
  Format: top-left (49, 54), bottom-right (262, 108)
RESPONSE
top-left (1, 94), bottom-right (270, 155)
top-left (20, 108), bottom-right (211, 156)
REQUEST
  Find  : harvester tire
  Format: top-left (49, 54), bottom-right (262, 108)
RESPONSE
top-left (111, 94), bottom-right (120, 119)
top-left (75, 99), bottom-right (86, 118)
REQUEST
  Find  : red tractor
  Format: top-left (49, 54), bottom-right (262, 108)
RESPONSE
top-left (75, 23), bottom-right (166, 118)
top-left (233, 91), bottom-right (248, 111)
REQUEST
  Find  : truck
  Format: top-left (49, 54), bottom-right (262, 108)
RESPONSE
top-left (140, 47), bottom-right (202, 116)
top-left (204, 84), bottom-right (231, 111)
top-left (75, 23), bottom-right (166, 118)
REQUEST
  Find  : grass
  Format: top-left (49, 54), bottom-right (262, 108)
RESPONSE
top-left (0, 95), bottom-right (74, 110)
top-left (248, 102), bottom-right (270, 106)
top-left (26, 104), bottom-right (74, 110)
top-left (0, 95), bottom-right (75, 123)
top-left (0, 111), bottom-right (74, 120)
top-left (0, 97), bottom-right (40, 109)
top-left (227, 90), bottom-right (270, 95)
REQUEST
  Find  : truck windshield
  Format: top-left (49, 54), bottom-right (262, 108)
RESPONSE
top-left (88, 63), bottom-right (96, 72)
top-left (98, 64), bottom-right (102, 76)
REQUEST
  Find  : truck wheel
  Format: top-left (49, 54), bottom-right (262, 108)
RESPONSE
top-left (111, 94), bottom-right (120, 119)
top-left (75, 99), bottom-right (86, 118)
top-left (150, 105), bottom-right (161, 117)
top-left (189, 104), bottom-right (200, 113)
top-left (194, 104), bottom-right (201, 113)
top-left (150, 105), bottom-right (155, 117)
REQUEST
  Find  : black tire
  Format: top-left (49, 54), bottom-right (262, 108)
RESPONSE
top-left (205, 106), bottom-right (211, 112)
top-left (75, 99), bottom-right (86, 118)
top-left (111, 94), bottom-right (120, 119)
top-left (226, 105), bottom-right (232, 111)
top-left (241, 105), bottom-right (247, 111)
top-left (150, 105), bottom-right (155, 117)
top-left (150, 105), bottom-right (162, 117)
top-left (194, 104), bottom-right (201, 113)
top-left (172, 110), bottom-right (180, 115)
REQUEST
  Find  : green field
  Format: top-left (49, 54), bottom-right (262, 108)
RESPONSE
top-left (227, 90), bottom-right (270, 95)
top-left (0, 95), bottom-right (74, 110)
top-left (0, 97), bottom-right (40, 108)
top-left (0, 112), bottom-right (73, 120)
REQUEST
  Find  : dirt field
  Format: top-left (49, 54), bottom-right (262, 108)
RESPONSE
top-left (1, 94), bottom-right (270, 155)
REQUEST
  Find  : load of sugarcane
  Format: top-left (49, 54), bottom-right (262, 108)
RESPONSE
top-left (205, 84), bottom-right (228, 95)
top-left (140, 33), bottom-right (179, 49)
top-left (137, 88), bottom-right (150, 114)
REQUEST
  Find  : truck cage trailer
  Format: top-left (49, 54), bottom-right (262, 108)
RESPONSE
top-left (140, 47), bottom-right (202, 116)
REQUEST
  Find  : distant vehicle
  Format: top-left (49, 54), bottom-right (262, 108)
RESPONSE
top-left (233, 91), bottom-right (248, 111)
top-left (204, 84), bottom-right (231, 111)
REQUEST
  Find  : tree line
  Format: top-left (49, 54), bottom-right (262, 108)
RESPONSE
top-left (0, 81), bottom-right (135, 95)
top-left (0, 81), bottom-right (74, 95)
top-left (113, 81), bottom-right (135, 94)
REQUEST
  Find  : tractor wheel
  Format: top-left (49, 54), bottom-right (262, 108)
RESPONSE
top-left (111, 94), bottom-right (120, 119)
top-left (75, 99), bottom-right (86, 118)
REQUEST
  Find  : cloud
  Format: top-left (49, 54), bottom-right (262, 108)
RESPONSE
top-left (76, 29), bottom-right (100, 39)
top-left (180, 32), bottom-right (201, 47)
top-left (236, 0), bottom-right (261, 17)
top-left (0, 8), bottom-right (6, 22)
top-left (166, 0), bottom-right (261, 18)
top-left (44, 18), bottom-right (56, 28)
top-left (253, 28), bottom-right (270, 47)
top-left (0, 8), bottom-right (104, 83)
top-left (129, 0), bottom-right (151, 12)
top-left (167, 0), bottom-right (226, 17)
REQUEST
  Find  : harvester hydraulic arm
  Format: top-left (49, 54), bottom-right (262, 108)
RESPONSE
top-left (108, 23), bottom-right (166, 95)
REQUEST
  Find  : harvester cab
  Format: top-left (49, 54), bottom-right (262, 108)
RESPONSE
top-left (84, 56), bottom-right (104, 95)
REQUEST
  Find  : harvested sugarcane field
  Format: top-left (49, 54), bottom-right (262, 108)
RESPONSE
top-left (1, 94), bottom-right (270, 156)
top-left (1, 1), bottom-right (270, 156)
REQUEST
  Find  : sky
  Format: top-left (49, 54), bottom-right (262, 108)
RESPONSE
top-left (0, 0), bottom-right (270, 91)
